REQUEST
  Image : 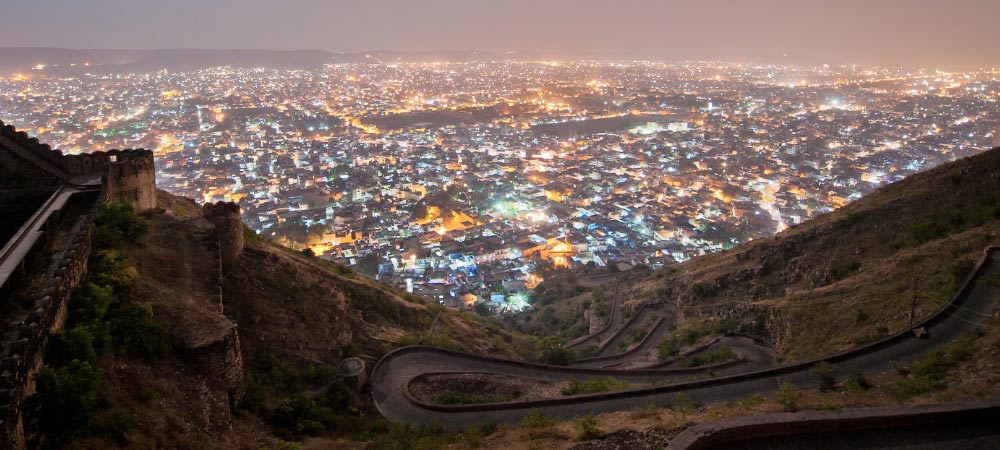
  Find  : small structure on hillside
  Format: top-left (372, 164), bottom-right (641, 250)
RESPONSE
top-left (203, 201), bottom-right (244, 272)
top-left (338, 357), bottom-right (367, 391)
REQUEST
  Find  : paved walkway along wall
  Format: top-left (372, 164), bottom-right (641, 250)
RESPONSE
top-left (0, 193), bottom-right (102, 449)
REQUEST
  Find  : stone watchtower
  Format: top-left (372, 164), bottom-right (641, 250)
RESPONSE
top-left (102, 149), bottom-right (157, 212)
top-left (202, 201), bottom-right (244, 272)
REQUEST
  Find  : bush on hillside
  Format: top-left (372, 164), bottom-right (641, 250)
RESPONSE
top-left (95, 202), bottom-right (149, 248)
top-left (26, 361), bottom-right (102, 444)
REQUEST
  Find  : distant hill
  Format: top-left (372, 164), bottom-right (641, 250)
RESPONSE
top-left (0, 47), bottom-right (336, 74)
top-left (0, 47), bottom-right (505, 75)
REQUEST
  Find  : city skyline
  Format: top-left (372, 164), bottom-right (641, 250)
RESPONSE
top-left (4, 61), bottom-right (996, 310)
top-left (3, 0), bottom-right (1000, 68)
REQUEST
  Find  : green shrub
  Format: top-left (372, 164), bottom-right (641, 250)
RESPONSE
top-left (886, 377), bottom-right (935, 403)
top-left (562, 377), bottom-right (630, 396)
top-left (828, 260), bottom-right (861, 282)
top-left (238, 372), bottom-right (270, 411)
top-left (628, 327), bottom-right (646, 343)
top-left (537, 337), bottom-right (576, 365)
top-left (887, 334), bottom-right (976, 403)
top-left (520, 410), bottom-right (555, 429)
top-left (672, 393), bottom-right (699, 412)
top-left (95, 202), bottom-right (149, 248)
top-left (577, 345), bottom-right (598, 359)
top-left (681, 328), bottom-right (702, 345)
top-left (594, 299), bottom-right (609, 320)
top-left (435, 390), bottom-right (506, 405)
top-left (238, 345), bottom-right (306, 411)
top-left (69, 282), bottom-right (115, 326)
top-left (912, 221), bottom-right (948, 244)
top-left (365, 422), bottom-right (457, 450)
top-left (910, 334), bottom-right (974, 381)
top-left (692, 282), bottom-right (716, 300)
top-left (356, 253), bottom-right (380, 276)
top-left (776, 381), bottom-right (798, 412)
top-left (243, 224), bottom-right (265, 244)
top-left (88, 248), bottom-right (139, 298)
top-left (270, 393), bottom-right (333, 437)
top-left (844, 370), bottom-right (873, 392)
top-left (48, 326), bottom-right (98, 366)
top-left (108, 301), bottom-right (168, 361)
top-left (304, 363), bottom-right (336, 384)
top-left (811, 362), bottom-right (837, 392)
top-left (684, 346), bottom-right (735, 367)
top-left (268, 441), bottom-right (302, 450)
top-left (341, 282), bottom-right (412, 324)
top-left (742, 393), bottom-right (764, 407)
top-left (465, 422), bottom-right (497, 448)
top-left (26, 361), bottom-right (102, 444)
top-left (658, 336), bottom-right (680, 361)
top-left (575, 413), bottom-right (601, 440)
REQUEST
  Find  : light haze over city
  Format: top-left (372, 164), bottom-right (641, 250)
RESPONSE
top-left (3, 0), bottom-right (1000, 67)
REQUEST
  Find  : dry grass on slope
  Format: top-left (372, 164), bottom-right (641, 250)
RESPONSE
top-left (627, 148), bottom-right (1000, 362)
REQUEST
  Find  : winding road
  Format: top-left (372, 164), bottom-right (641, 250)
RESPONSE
top-left (568, 267), bottom-right (653, 350)
top-left (371, 248), bottom-right (1000, 427)
top-left (566, 278), bottom-right (623, 350)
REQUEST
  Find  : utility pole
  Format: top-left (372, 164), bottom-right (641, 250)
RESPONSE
top-left (909, 277), bottom-right (919, 329)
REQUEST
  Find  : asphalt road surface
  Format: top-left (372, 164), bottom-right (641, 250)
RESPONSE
top-left (371, 250), bottom-right (999, 427)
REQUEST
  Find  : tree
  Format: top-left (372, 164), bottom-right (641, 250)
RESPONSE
top-left (95, 202), bottom-right (149, 248)
top-left (27, 361), bottom-right (101, 443)
top-left (356, 253), bottom-right (380, 276)
top-left (537, 337), bottom-right (576, 365)
top-left (473, 302), bottom-right (492, 317)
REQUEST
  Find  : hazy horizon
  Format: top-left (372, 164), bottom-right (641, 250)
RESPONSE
top-left (3, 0), bottom-right (999, 68)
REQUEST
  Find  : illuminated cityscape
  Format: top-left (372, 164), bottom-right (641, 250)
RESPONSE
top-left (2, 61), bottom-right (998, 311)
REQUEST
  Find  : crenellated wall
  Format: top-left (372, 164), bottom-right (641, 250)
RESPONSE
top-left (203, 202), bottom-right (244, 274)
top-left (0, 120), bottom-right (157, 213)
top-left (0, 122), bottom-right (66, 174)
top-left (0, 123), bottom-right (244, 447)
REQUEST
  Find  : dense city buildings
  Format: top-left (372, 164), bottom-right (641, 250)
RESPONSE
top-left (2, 61), bottom-right (998, 312)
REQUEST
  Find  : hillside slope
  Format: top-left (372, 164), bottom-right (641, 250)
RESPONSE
top-left (627, 147), bottom-right (1000, 361)
top-left (26, 190), bottom-right (536, 449)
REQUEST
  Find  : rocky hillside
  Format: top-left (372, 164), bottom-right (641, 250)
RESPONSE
top-left (626, 147), bottom-right (1000, 361)
top-left (25, 190), bottom-right (535, 450)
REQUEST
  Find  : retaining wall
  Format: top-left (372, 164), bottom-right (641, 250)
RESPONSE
top-left (666, 401), bottom-right (1000, 450)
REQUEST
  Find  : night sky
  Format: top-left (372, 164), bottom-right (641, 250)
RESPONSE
top-left (3, 0), bottom-right (999, 67)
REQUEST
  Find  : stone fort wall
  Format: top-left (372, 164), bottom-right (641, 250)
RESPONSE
top-left (203, 202), bottom-right (244, 274)
top-left (103, 153), bottom-right (156, 212)
top-left (0, 194), bottom-right (100, 448)
top-left (0, 121), bottom-right (156, 212)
